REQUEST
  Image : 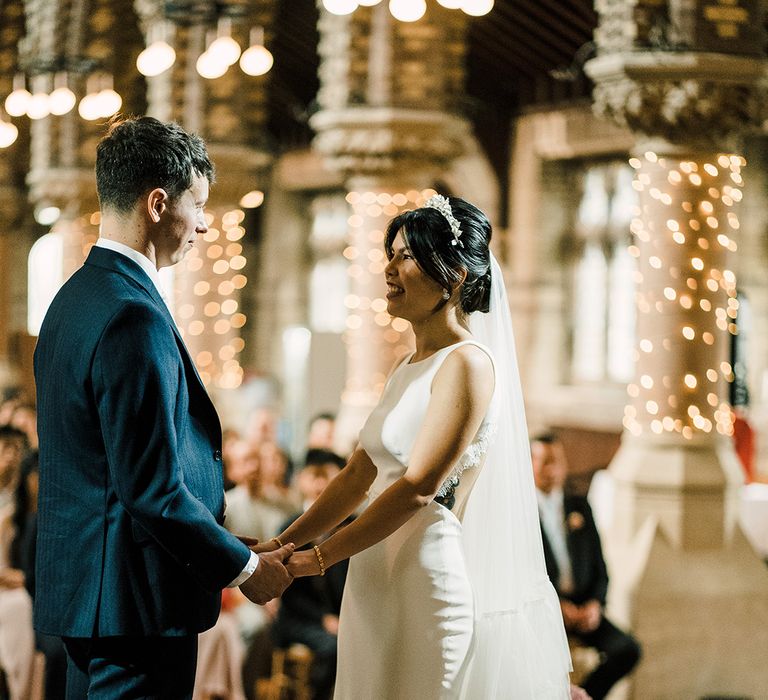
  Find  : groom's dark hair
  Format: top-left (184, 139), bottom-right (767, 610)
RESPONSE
top-left (95, 116), bottom-right (215, 214)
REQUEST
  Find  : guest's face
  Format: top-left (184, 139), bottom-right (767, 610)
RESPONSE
top-left (259, 442), bottom-right (287, 484)
top-left (307, 418), bottom-right (335, 450)
top-left (531, 441), bottom-right (568, 494)
top-left (384, 231), bottom-right (445, 322)
top-left (152, 172), bottom-right (209, 268)
top-left (297, 464), bottom-right (339, 503)
top-left (0, 438), bottom-right (23, 480)
top-left (226, 440), bottom-right (261, 486)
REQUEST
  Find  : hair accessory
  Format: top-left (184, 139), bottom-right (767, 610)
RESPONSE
top-left (424, 194), bottom-right (463, 247)
top-left (313, 544), bottom-right (326, 576)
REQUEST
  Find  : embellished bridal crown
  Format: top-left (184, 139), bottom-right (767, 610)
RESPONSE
top-left (424, 194), bottom-right (463, 247)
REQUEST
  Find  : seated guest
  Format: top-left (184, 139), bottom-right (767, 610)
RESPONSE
top-left (305, 414), bottom-right (346, 468)
top-left (271, 453), bottom-right (349, 700)
top-left (10, 451), bottom-right (67, 698)
top-left (258, 441), bottom-right (299, 512)
top-left (0, 426), bottom-right (35, 700)
top-left (531, 432), bottom-right (641, 700)
top-left (9, 405), bottom-right (38, 453)
top-left (224, 440), bottom-right (294, 542)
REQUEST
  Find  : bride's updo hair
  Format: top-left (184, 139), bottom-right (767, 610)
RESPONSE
top-left (385, 196), bottom-right (492, 314)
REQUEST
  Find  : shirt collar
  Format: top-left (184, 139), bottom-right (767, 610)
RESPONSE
top-left (94, 238), bottom-right (165, 298)
top-left (536, 487), bottom-right (564, 510)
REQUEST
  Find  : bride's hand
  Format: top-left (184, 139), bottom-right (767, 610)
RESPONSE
top-left (241, 536), bottom-right (283, 555)
top-left (285, 550), bottom-right (323, 578)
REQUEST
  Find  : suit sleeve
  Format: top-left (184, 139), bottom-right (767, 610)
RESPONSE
top-left (93, 301), bottom-right (251, 591)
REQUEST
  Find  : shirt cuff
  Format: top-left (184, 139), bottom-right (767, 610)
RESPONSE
top-left (227, 550), bottom-right (259, 588)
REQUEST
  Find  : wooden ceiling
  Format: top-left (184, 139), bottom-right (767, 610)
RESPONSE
top-left (267, 0), bottom-right (596, 188)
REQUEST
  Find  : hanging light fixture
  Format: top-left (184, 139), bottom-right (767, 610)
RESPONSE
top-left (26, 90), bottom-right (51, 120)
top-left (323, 0), bottom-right (359, 15)
top-left (461, 0), bottom-right (494, 16)
top-left (5, 73), bottom-right (31, 117)
top-left (96, 74), bottom-right (122, 118)
top-left (322, 0), bottom-right (495, 20)
top-left (389, 0), bottom-right (426, 22)
top-left (0, 116), bottom-right (18, 148)
top-left (207, 18), bottom-right (241, 67)
top-left (77, 74), bottom-right (122, 119)
top-left (239, 27), bottom-right (273, 76)
top-left (196, 28), bottom-right (230, 79)
top-left (136, 22), bottom-right (176, 77)
top-left (48, 72), bottom-right (77, 116)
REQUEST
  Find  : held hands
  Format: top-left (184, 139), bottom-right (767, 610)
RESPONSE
top-left (286, 549), bottom-right (325, 578)
top-left (239, 543), bottom-right (295, 605)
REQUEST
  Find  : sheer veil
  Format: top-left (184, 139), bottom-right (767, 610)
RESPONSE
top-left (459, 252), bottom-right (572, 698)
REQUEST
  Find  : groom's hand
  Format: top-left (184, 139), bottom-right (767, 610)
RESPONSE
top-left (239, 543), bottom-right (295, 605)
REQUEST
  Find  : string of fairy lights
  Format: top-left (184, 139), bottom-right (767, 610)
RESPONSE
top-left (622, 151), bottom-right (743, 440)
top-left (341, 187), bottom-right (435, 402)
top-left (176, 209), bottom-right (249, 389)
top-left (70, 208), bottom-right (249, 389)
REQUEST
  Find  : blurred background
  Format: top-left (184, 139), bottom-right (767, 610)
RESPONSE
top-left (1, 0), bottom-right (768, 698)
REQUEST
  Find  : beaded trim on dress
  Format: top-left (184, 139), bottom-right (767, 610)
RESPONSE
top-left (435, 421), bottom-right (497, 498)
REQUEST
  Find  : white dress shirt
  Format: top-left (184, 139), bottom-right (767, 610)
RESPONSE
top-left (536, 487), bottom-right (574, 594)
top-left (94, 238), bottom-right (259, 586)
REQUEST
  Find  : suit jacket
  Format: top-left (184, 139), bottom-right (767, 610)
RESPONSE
top-left (33, 246), bottom-right (250, 638)
top-left (539, 494), bottom-right (608, 606)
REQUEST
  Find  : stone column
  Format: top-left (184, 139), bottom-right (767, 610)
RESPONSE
top-left (136, 1), bottom-right (275, 393)
top-left (310, 2), bottom-right (471, 445)
top-left (585, 1), bottom-right (768, 696)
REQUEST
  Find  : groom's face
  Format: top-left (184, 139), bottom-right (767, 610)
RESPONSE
top-left (152, 172), bottom-right (210, 268)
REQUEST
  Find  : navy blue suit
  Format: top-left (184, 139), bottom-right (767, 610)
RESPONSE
top-left (34, 246), bottom-right (251, 696)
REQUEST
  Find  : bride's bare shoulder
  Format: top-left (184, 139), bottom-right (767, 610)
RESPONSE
top-left (434, 344), bottom-right (494, 399)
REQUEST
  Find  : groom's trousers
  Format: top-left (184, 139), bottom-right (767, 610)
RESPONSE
top-left (63, 634), bottom-right (198, 699)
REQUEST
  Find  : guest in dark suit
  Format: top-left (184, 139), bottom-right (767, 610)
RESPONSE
top-left (531, 433), bottom-right (640, 700)
top-left (272, 451), bottom-right (349, 700)
top-left (34, 116), bottom-right (293, 700)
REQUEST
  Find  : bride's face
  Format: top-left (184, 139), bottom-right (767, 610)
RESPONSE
top-left (384, 230), bottom-right (445, 322)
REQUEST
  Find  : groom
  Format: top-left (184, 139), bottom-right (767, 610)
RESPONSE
top-left (34, 116), bottom-right (293, 699)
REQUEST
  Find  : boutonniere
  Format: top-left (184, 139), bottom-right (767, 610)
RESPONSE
top-left (567, 511), bottom-right (585, 531)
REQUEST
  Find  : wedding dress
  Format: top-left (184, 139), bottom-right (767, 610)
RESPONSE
top-left (333, 254), bottom-right (571, 699)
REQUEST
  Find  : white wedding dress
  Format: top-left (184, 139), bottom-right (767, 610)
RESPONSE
top-left (334, 340), bottom-right (492, 699)
top-left (334, 254), bottom-right (572, 699)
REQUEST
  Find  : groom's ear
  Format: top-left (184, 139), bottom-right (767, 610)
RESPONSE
top-left (146, 188), bottom-right (169, 223)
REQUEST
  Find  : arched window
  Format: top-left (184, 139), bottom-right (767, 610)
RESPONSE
top-left (569, 162), bottom-right (637, 384)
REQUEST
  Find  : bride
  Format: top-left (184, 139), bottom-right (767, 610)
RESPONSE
top-left (258, 195), bottom-right (572, 698)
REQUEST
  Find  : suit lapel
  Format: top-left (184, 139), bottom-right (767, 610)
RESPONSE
top-left (85, 247), bottom-right (221, 435)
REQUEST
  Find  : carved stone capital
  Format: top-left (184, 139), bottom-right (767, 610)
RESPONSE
top-left (586, 52), bottom-right (768, 145)
top-left (26, 166), bottom-right (96, 216)
top-left (311, 107), bottom-right (470, 177)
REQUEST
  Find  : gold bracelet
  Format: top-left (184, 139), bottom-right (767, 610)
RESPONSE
top-left (313, 545), bottom-right (326, 577)
top-left (272, 536), bottom-right (284, 548)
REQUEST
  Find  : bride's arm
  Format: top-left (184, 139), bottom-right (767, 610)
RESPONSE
top-left (275, 446), bottom-right (377, 549)
top-left (288, 345), bottom-right (494, 576)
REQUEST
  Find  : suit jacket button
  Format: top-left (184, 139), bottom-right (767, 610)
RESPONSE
top-left (213, 449), bottom-right (222, 461)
